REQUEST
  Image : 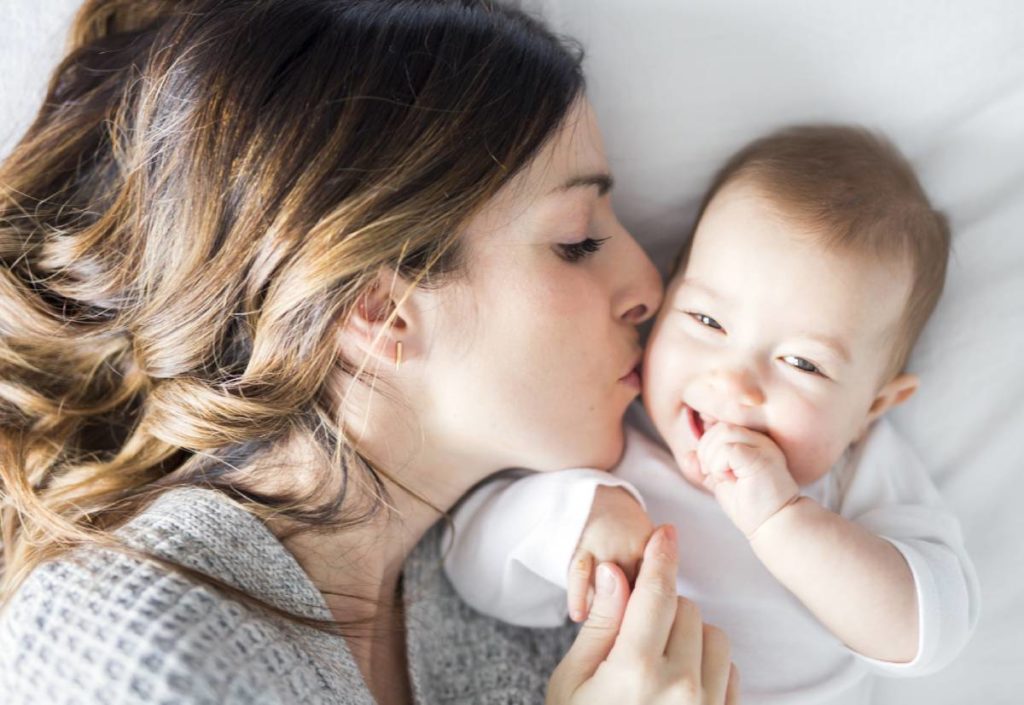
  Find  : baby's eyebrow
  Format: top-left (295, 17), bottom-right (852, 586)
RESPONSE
top-left (798, 333), bottom-right (852, 364)
top-left (677, 277), bottom-right (722, 300)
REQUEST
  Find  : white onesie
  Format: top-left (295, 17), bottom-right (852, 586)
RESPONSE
top-left (442, 405), bottom-right (980, 705)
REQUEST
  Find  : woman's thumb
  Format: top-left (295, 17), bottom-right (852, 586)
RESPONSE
top-left (553, 562), bottom-right (629, 690)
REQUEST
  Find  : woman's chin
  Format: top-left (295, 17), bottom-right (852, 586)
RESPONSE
top-left (580, 425), bottom-right (627, 471)
top-left (589, 428), bottom-right (627, 470)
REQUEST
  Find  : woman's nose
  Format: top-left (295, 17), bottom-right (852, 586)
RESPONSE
top-left (708, 367), bottom-right (766, 407)
top-left (614, 231), bottom-right (664, 326)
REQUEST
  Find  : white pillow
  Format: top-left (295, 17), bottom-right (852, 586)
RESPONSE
top-left (530, 1), bottom-right (1023, 702)
top-left (0, 0), bottom-right (74, 158)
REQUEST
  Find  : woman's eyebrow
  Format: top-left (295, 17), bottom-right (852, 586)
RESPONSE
top-left (553, 172), bottom-right (614, 196)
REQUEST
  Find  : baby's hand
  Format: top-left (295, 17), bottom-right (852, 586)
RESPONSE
top-left (685, 422), bottom-right (800, 538)
top-left (567, 485), bottom-right (654, 622)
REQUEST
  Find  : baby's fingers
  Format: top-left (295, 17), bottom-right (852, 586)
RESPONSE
top-left (679, 449), bottom-right (706, 489)
top-left (696, 423), bottom-right (732, 472)
top-left (702, 438), bottom-right (737, 483)
top-left (568, 552), bottom-right (595, 622)
top-left (725, 443), bottom-right (763, 479)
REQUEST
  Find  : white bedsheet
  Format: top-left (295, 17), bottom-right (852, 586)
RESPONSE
top-left (3, 1), bottom-right (1022, 702)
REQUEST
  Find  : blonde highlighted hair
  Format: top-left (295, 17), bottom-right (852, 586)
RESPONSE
top-left (0, 0), bottom-right (585, 634)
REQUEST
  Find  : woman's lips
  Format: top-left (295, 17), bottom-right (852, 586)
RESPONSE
top-left (619, 364), bottom-right (642, 390)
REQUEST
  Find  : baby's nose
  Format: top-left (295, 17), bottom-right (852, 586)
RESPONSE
top-left (708, 367), bottom-right (765, 407)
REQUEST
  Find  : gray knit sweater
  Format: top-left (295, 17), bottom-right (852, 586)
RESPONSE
top-left (0, 486), bottom-right (577, 704)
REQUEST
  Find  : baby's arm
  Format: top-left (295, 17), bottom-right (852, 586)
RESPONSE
top-left (691, 422), bottom-right (919, 663)
top-left (749, 496), bottom-right (919, 662)
top-left (442, 468), bottom-right (649, 628)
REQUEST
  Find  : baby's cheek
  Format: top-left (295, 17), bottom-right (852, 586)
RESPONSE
top-left (771, 401), bottom-right (844, 486)
top-left (643, 337), bottom-right (686, 430)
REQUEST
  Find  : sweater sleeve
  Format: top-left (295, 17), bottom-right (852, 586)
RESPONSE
top-left (442, 468), bottom-right (645, 628)
top-left (836, 419), bottom-right (981, 677)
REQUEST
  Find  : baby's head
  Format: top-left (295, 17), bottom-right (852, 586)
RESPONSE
top-left (643, 125), bottom-right (950, 486)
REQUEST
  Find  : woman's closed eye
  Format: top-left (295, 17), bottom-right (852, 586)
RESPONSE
top-left (557, 236), bottom-right (610, 263)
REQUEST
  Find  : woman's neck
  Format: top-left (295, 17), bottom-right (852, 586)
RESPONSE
top-left (268, 439), bottom-right (483, 703)
top-left (276, 485), bottom-right (431, 621)
top-left (275, 373), bottom-right (493, 614)
top-left (256, 372), bottom-right (499, 698)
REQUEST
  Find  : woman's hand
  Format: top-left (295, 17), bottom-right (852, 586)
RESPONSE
top-left (547, 525), bottom-right (740, 705)
top-left (567, 485), bottom-right (654, 622)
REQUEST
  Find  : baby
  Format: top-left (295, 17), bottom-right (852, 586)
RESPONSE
top-left (443, 125), bottom-right (980, 704)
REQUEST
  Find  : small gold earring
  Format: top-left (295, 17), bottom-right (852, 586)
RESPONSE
top-left (394, 341), bottom-right (403, 369)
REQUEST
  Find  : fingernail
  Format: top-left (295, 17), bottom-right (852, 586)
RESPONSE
top-left (596, 563), bottom-right (616, 596)
top-left (664, 524), bottom-right (677, 546)
top-left (653, 525), bottom-right (677, 557)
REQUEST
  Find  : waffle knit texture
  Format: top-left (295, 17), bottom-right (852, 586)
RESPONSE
top-left (0, 486), bottom-right (577, 704)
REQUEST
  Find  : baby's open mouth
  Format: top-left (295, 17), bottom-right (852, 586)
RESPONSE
top-left (686, 405), bottom-right (717, 440)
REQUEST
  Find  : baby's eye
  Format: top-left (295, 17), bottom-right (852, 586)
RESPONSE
top-left (688, 312), bottom-right (723, 331)
top-left (783, 355), bottom-right (822, 376)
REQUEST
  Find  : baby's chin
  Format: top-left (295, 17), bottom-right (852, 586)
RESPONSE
top-left (676, 449), bottom-right (713, 494)
top-left (659, 433), bottom-right (712, 494)
top-left (788, 461), bottom-right (836, 487)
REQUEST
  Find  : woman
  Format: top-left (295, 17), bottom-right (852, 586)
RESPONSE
top-left (0, 1), bottom-right (738, 703)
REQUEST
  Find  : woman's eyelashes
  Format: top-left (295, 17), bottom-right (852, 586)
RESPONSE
top-left (557, 236), bottom-right (610, 263)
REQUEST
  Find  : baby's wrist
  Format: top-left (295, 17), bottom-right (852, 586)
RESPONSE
top-left (745, 492), bottom-right (805, 542)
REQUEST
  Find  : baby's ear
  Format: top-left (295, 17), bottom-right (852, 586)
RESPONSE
top-left (865, 373), bottom-right (920, 427)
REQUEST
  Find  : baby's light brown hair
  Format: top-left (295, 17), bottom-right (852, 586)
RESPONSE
top-left (672, 124), bottom-right (951, 379)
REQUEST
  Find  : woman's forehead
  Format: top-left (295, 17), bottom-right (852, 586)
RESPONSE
top-left (510, 99), bottom-right (609, 200)
top-left (462, 100), bottom-right (610, 242)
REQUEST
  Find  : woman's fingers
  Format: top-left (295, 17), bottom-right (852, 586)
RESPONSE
top-left (551, 535), bottom-right (741, 705)
top-left (698, 623), bottom-right (733, 702)
top-left (727, 664), bottom-right (741, 705)
top-left (664, 606), bottom-right (737, 705)
top-left (612, 524), bottom-right (679, 657)
top-left (552, 562), bottom-right (630, 690)
top-left (663, 596), bottom-right (704, 670)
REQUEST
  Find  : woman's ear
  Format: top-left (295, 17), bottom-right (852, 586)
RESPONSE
top-left (861, 372), bottom-right (919, 434)
top-left (337, 268), bottom-right (422, 372)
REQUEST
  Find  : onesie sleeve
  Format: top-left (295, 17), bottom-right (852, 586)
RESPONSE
top-left (836, 419), bottom-right (981, 677)
top-left (442, 468), bottom-right (645, 628)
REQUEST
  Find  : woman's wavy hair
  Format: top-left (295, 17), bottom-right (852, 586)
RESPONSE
top-left (0, 0), bottom-right (584, 634)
